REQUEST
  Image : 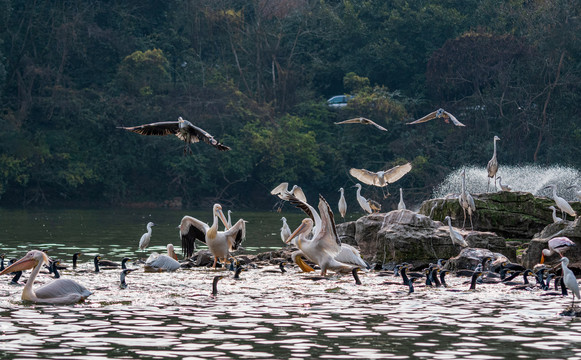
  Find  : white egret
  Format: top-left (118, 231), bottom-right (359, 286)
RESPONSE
top-left (338, 187), bottom-right (347, 219)
top-left (406, 108), bottom-right (465, 126)
top-left (353, 183), bottom-right (373, 214)
top-left (118, 116), bottom-right (230, 153)
top-left (548, 206), bottom-right (563, 224)
top-left (459, 169), bottom-right (476, 230)
top-left (544, 184), bottom-right (577, 220)
top-left (270, 182), bottom-right (307, 203)
top-left (145, 244), bottom-right (181, 272)
top-left (280, 217), bottom-right (292, 244)
top-left (139, 222), bottom-right (156, 251)
top-left (497, 176), bottom-right (511, 192)
top-left (559, 257), bottom-right (580, 307)
top-left (226, 210), bottom-right (233, 229)
top-left (541, 237), bottom-right (575, 264)
top-left (398, 188), bottom-right (406, 210)
top-left (486, 136), bottom-right (500, 192)
top-left (334, 117), bottom-right (387, 131)
top-left (349, 162), bottom-right (412, 198)
top-left (0, 250), bottom-right (92, 305)
top-left (444, 216), bottom-right (468, 248)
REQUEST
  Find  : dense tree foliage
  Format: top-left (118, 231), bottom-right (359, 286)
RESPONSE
top-left (0, 0), bottom-right (579, 209)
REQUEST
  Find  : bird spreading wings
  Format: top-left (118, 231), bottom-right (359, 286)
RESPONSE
top-left (118, 117), bottom-right (231, 152)
top-left (407, 109), bottom-right (465, 127)
top-left (334, 117), bottom-right (387, 131)
top-left (349, 163), bottom-right (412, 187)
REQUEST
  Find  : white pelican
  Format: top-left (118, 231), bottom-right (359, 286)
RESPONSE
top-left (145, 244), bottom-right (181, 272)
top-left (0, 250), bottom-right (92, 305)
top-left (334, 117), bottom-right (387, 131)
top-left (406, 108), bottom-right (465, 126)
top-left (180, 204), bottom-right (246, 268)
top-left (544, 184), bottom-right (577, 220)
top-left (549, 206), bottom-right (563, 223)
top-left (497, 176), bottom-right (511, 192)
top-left (486, 136), bottom-right (500, 192)
top-left (559, 257), bottom-right (580, 307)
top-left (280, 217), bottom-right (292, 243)
top-left (139, 222), bottom-right (156, 250)
top-left (566, 185), bottom-right (581, 202)
top-left (118, 116), bottom-right (230, 153)
top-left (270, 182), bottom-right (307, 203)
top-left (354, 183), bottom-right (373, 214)
top-left (541, 237), bottom-right (575, 264)
top-left (398, 188), bottom-right (406, 210)
top-left (285, 195), bottom-right (357, 276)
top-left (459, 169), bottom-right (476, 230)
top-left (349, 162), bottom-right (412, 198)
top-left (444, 216), bottom-right (468, 248)
top-left (338, 187), bottom-right (347, 219)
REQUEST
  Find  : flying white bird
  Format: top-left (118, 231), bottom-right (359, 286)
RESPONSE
top-left (334, 117), bottom-right (387, 131)
top-left (349, 162), bottom-right (412, 198)
top-left (407, 108), bottom-right (465, 127)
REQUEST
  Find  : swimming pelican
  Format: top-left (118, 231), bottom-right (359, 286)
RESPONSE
top-left (353, 183), bottom-right (373, 214)
top-left (144, 244), bottom-right (181, 272)
top-left (541, 237), bottom-right (575, 264)
top-left (334, 117), bottom-right (387, 131)
top-left (406, 108), bottom-right (465, 127)
top-left (120, 269), bottom-right (135, 289)
top-left (559, 257), bottom-right (580, 307)
top-left (338, 187), bottom-right (347, 219)
top-left (444, 216), bottom-right (468, 248)
top-left (549, 206), bottom-right (563, 223)
top-left (118, 116), bottom-right (231, 153)
top-left (0, 250), bottom-right (92, 305)
top-left (270, 182), bottom-right (307, 203)
top-left (349, 162), bottom-right (412, 198)
top-left (566, 186), bottom-right (581, 202)
top-left (398, 188), bottom-right (406, 210)
top-left (139, 222), bottom-right (156, 251)
top-left (544, 184), bottom-right (577, 220)
top-left (280, 217), bottom-right (292, 244)
top-left (486, 136), bottom-right (500, 192)
top-left (285, 195), bottom-right (357, 276)
top-left (497, 176), bottom-right (511, 192)
top-left (180, 204), bottom-right (246, 268)
top-left (459, 169), bottom-right (476, 230)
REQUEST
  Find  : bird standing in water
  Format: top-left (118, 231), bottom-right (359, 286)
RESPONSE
top-left (139, 222), bottom-right (156, 251)
top-left (559, 257), bottom-right (580, 307)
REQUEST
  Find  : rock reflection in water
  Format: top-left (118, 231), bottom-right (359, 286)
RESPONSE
top-left (1, 267), bottom-right (581, 359)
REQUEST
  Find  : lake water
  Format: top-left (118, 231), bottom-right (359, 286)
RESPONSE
top-left (1, 208), bottom-right (580, 359)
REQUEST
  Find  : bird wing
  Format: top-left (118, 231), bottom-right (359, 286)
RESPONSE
top-left (335, 244), bottom-right (367, 268)
top-left (349, 168), bottom-right (382, 186)
top-left (177, 122), bottom-right (231, 151)
top-left (288, 194), bottom-right (322, 237)
top-left (270, 182), bottom-right (289, 196)
top-left (334, 119), bottom-right (362, 125)
top-left (225, 218), bottom-right (246, 251)
top-left (467, 193), bottom-right (476, 211)
top-left (117, 121), bottom-right (180, 136)
top-left (180, 216), bottom-right (209, 258)
top-left (146, 254), bottom-right (180, 271)
top-left (35, 279), bottom-right (92, 301)
top-left (406, 111), bottom-right (438, 125)
top-left (315, 195), bottom-right (341, 256)
top-left (292, 186), bottom-right (308, 203)
top-left (361, 118), bottom-right (387, 131)
top-left (443, 111), bottom-right (465, 126)
top-left (548, 237), bottom-right (575, 253)
top-left (382, 162), bottom-right (412, 184)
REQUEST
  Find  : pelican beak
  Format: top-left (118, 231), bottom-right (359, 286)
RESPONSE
top-left (0, 254), bottom-right (37, 275)
top-left (286, 221), bottom-right (307, 244)
top-left (217, 209), bottom-right (229, 229)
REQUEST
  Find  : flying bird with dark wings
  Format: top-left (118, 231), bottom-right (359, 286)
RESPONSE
top-left (334, 117), bottom-right (387, 131)
top-left (118, 116), bottom-right (231, 153)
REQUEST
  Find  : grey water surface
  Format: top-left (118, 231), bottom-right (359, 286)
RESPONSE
top-left (0, 208), bottom-right (580, 360)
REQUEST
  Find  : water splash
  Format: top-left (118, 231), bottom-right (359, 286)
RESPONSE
top-left (433, 165), bottom-right (581, 200)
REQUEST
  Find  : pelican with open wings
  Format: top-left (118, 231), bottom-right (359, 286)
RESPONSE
top-left (118, 116), bottom-right (231, 153)
top-left (180, 204), bottom-right (246, 268)
top-left (285, 194), bottom-right (359, 276)
top-left (334, 117), bottom-right (387, 131)
top-left (407, 108), bottom-right (465, 127)
top-left (349, 162), bottom-right (412, 198)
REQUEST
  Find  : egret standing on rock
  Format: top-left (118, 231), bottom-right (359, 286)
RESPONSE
top-left (559, 257), bottom-right (580, 307)
top-left (459, 169), bottom-right (476, 230)
top-left (349, 163), bottom-right (412, 198)
top-left (338, 188), bottom-right (347, 220)
top-left (487, 136), bottom-right (500, 192)
top-left (497, 176), bottom-right (511, 192)
top-left (444, 216), bottom-right (468, 249)
top-left (544, 184), bottom-right (577, 220)
top-left (406, 108), bottom-right (465, 127)
top-left (139, 222), bottom-right (156, 251)
top-left (354, 184), bottom-right (373, 214)
top-left (398, 188), bottom-right (406, 210)
top-left (548, 206), bottom-right (563, 224)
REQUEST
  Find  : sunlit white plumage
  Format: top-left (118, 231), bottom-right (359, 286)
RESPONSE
top-left (139, 222), bottom-right (156, 250)
top-left (544, 184), bottom-right (577, 220)
top-left (280, 217), bottom-right (292, 243)
top-left (0, 250), bottom-right (92, 304)
top-left (497, 176), bottom-right (511, 192)
top-left (559, 257), bottom-right (580, 307)
top-left (145, 244), bottom-right (181, 272)
top-left (486, 136), bottom-right (500, 192)
top-left (406, 108), bottom-right (465, 126)
top-left (548, 206), bottom-right (563, 223)
top-left (398, 188), bottom-right (406, 210)
top-left (334, 117), bottom-right (387, 131)
top-left (444, 216), bottom-right (468, 248)
top-left (349, 163), bottom-right (412, 198)
top-left (338, 187), bottom-right (347, 219)
top-left (354, 183), bottom-right (373, 214)
top-left (459, 169), bottom-right (476, 230)
top-left (270, 182), bottom-right (307, 203)
top-left (541, 236), bottom-right (575, 264)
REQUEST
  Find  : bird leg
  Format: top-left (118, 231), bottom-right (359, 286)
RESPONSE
top-left (462, 208), bottom-right (467, 229)
top-left (382, 188), bottom-right (390, 199)
top-left (212, 257), bottom-right (218, 270)
top-left (469, 213), bottom-right (474, 231)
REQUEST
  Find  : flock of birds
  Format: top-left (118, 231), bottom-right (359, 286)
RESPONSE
top-left (0, 111), bottom-right (579, 311)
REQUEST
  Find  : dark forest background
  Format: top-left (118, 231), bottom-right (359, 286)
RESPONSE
top-left (0, 0), bottom-right (579, 209)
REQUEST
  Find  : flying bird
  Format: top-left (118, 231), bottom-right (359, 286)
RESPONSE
top-left (334, 117), bottom-right (387, 131)
top-left (118, 116), bottom-right (231, 153)
top-left (270, 182), bottom-right (307, 203)
top-left (349, 162), bottom-right (412, 198)
top-left (0, 250), bottom-right (92, 305)
top-left (407, 108), bottom-right (465, 126)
